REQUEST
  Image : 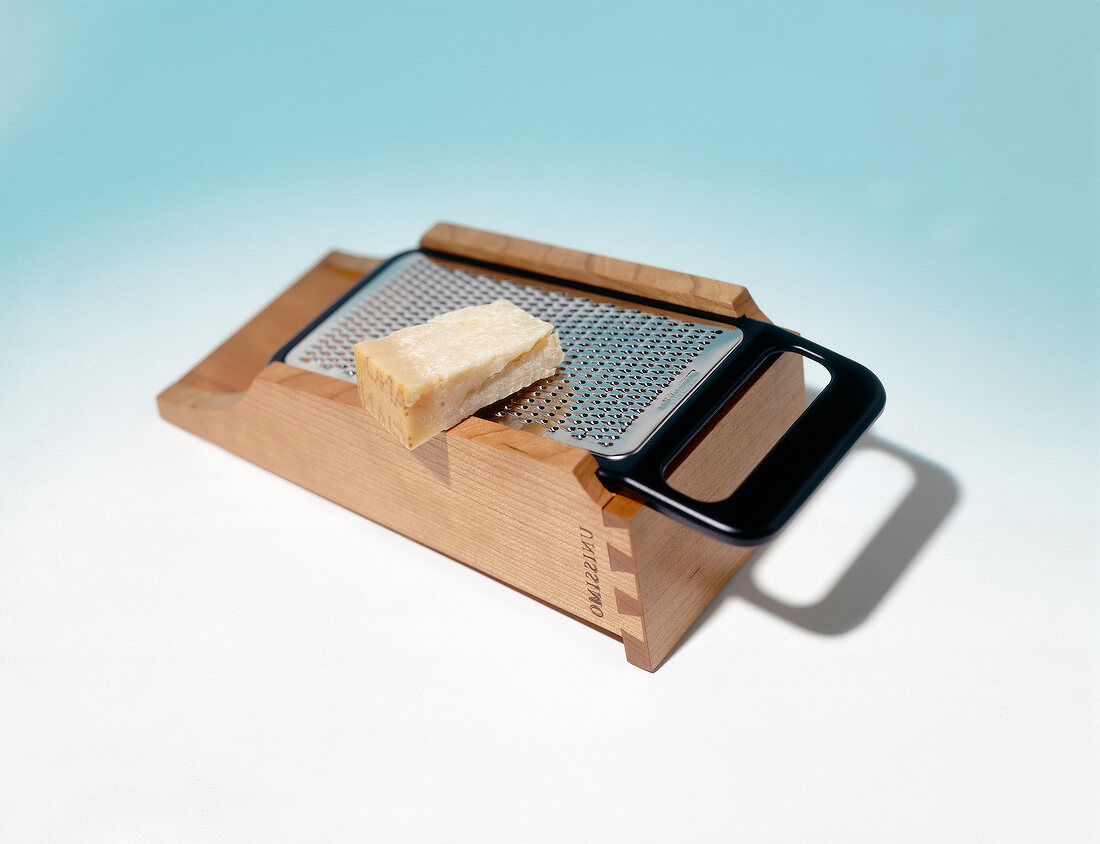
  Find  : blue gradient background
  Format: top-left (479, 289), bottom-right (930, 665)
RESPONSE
top-left (3, 3), bottom-right (1096, 454)
top-left (1, 2), bottom-right (1097, 840)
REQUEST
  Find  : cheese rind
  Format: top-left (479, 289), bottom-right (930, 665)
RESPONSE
top-left (354, 300), bottom-right (564, 449)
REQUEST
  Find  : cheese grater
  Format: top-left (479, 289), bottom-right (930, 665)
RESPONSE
top-left (272, 248), bottom-right (885, 545)
top-left (278, 251), bottom-right (744, 457)
top-left (160, 224), bottom-right (887, 669)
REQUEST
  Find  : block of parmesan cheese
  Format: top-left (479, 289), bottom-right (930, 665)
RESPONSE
top-left (354, 299), bottom-right (564, 449)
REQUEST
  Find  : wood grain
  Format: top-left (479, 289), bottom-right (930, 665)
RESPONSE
top-left (158, 231), bottom-right (806, 671)
top-left (421, 222), bottom-right (769, 321)
top-left (162, 362), bottom-right (645, 642)
top-left (629, 352), bottom-right (807, 668)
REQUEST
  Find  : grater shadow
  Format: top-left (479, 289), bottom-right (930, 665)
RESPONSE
top-left (669, 428), bottom-right (959, 654)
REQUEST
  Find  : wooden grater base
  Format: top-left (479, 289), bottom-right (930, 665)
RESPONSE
top-left (157, 224), bottom-right (805, 671)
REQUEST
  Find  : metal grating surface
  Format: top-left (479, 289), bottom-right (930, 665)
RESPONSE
top-left (283, 252), bottom-right (743, 456)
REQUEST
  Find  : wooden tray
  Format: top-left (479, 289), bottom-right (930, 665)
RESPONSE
top-left (158, 224), bottom-right (805, 670)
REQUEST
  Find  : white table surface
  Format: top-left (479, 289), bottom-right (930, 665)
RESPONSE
top-left (2, 226), bottom-right (1095, 842)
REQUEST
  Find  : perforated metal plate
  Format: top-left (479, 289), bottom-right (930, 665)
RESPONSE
top-left (281, 252), bottom-right (744, 457)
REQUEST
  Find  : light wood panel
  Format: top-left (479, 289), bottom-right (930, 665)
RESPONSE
top-left (421, 222), bottom-right (769, 321)
top-left (161, 362), bottom-right (646, 643)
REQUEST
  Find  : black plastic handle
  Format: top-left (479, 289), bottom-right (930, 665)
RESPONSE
top-left (595, 319), bottom-right (886, 545)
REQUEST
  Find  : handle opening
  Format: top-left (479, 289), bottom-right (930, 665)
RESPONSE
top-left (595, 320), bottom-right (886, 545)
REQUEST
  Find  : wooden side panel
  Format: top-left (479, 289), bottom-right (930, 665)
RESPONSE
top-left (420, 222), bottom-right (767, 321)
top-left (623, 352), bottom-right (807, 670)
top-left (160, 364), bottom-right (647, 639)
top-left (666, 352), bottom-right (807, 501)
